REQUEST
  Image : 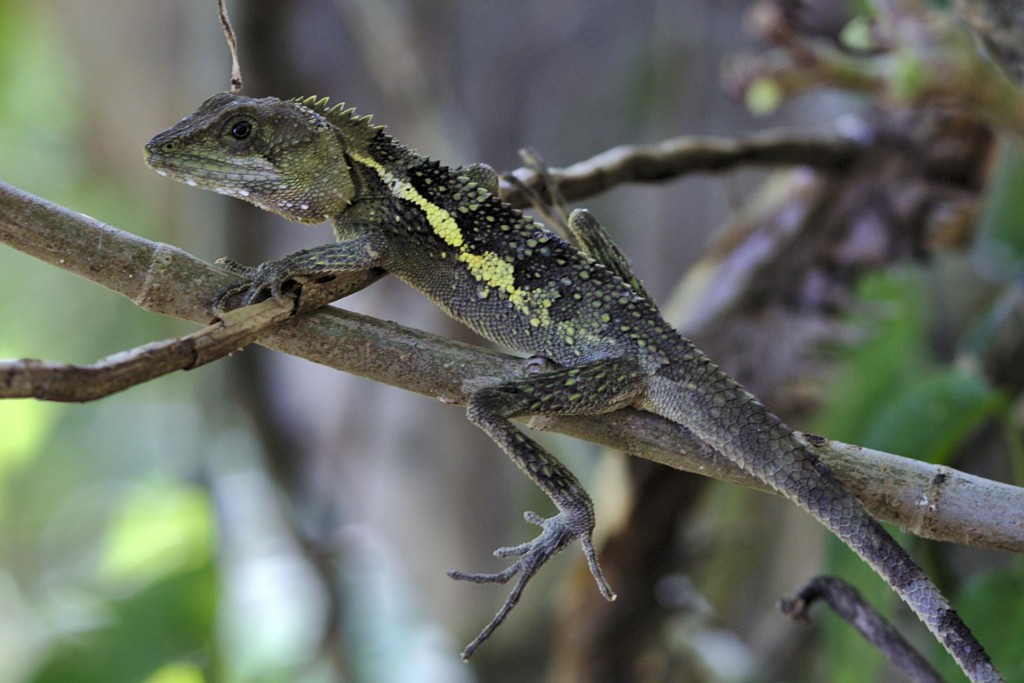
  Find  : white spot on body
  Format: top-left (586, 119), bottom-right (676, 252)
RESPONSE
top-left (185, 179), bottom-right (198, 187)
top-left (238, 189), bottom-right (250, 197)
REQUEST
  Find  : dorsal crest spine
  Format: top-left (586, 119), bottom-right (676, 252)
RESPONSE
top-left (293, 95), bottom-right (385, 133)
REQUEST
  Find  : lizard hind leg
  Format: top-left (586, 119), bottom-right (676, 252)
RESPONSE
top-left (450, 357), bottom-right (647, 659)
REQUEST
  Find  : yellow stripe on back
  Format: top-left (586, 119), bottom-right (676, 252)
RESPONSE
top-left (350, 150), bottom-right (556, 327)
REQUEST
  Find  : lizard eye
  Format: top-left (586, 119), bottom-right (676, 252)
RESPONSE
top-left (230, 120), bottom-right (252, 140)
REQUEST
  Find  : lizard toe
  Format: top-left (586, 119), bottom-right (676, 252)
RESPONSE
top-left (447, 508), bottom-right (614, 659)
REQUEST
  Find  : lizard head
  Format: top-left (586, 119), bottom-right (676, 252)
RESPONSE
top-left (145, 92), bottom-right (355, 223)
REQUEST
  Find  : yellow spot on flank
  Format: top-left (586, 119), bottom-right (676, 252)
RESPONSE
top-left (460, 251), bottom-right (515, 294)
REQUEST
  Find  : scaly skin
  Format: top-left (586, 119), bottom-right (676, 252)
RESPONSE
top-left (146, 93), bottom-right (1002, 679)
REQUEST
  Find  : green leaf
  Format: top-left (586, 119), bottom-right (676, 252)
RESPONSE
top-left (99, 482), bottom-right (213, 584)
top-left (839, 16), bottom-right (876, 52)
top-left (861, 370), bottom-right (1006, 464)
top-left (745, 78), bottom-right (784, 116)
top-left (0, 399), bottom-right (54, 489)
top-left (977, 146), bottom-right (1024, 267)
top-left (815, 271), bottom-right (930, 444)
top-left (28, 564), bottom-right (216, 683)
top-left (890, 51), bottom-right (930, 104)
top-left (933, 561), bottom-right (1024, 682)
top-left (143, 663), bottom-right (206, 683)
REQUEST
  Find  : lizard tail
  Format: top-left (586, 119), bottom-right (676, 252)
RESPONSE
top-left (774, 439), bottom-right (1001, 682)
top-left (653, 350), bottom-right (1004, 682)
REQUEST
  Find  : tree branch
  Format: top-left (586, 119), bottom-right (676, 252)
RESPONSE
top-left (499, 130), bottom-right (865, 208)
top-left (781, 576), bottom-right (943, 683)
top-left (0, 274), bottom-right (382, 401)
top-left (2, 179), bottom-right (1022, 552)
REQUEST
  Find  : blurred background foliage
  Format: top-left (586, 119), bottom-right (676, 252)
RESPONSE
top-left (2, 0), bottom-right (1024, 682)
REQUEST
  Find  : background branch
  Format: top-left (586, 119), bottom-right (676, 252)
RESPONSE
top-left (499, 130), bottom-right (866, 207)
top-left (780, 576), bottom-right (944, 683)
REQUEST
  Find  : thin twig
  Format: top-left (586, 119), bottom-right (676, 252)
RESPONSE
top-left (781, 576), bottom-right (943, 683)
top-left (217, 0), bottom-right (243, 93)
top-left (0, 271), bottom-right (382, 401)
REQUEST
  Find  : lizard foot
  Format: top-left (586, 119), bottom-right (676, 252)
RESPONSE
top-left (448, 509), bottom-right (615, 660)
top-left (211, 257), bottom-right (301, 314)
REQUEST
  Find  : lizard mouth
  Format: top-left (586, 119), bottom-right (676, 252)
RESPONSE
top-left (143, 141), bottom-right (279, 198)
top-left (143, 142), bottom-right (326, 220)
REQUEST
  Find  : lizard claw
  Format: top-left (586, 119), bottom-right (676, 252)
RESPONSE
top-left (447, 508), bottom-right (615, 660)
top-left (211, 258), bottom-right (299, 314)
top-left (211, 281), bottom-right (253, 315)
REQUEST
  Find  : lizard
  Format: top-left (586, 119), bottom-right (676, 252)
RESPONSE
top-left (144, 92), bottom-right (1003, 680)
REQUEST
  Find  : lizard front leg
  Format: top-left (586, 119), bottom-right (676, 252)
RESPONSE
top-left (214, 231), bottom-right (388, 312)
top-left (450, 356), bottom-right (647, 659)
